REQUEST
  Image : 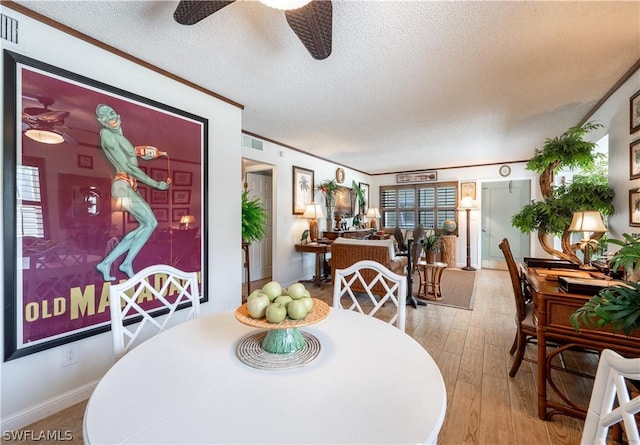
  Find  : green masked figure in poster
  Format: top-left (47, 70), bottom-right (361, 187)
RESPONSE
top-left (95, 104), bottom-right (171, 281)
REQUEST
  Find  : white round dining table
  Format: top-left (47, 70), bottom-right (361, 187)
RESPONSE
top-left (83, 307), bottom-right (447, 444)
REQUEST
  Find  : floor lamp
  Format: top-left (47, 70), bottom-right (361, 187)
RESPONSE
top-left (459, 196), bottom-right (477, 271)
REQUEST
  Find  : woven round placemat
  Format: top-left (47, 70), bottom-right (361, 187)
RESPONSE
top-left (235, 298), bottom-right (330, 329)
top-left (236, 331), bottom-right (321, 371)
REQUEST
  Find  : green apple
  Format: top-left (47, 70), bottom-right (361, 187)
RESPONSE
top-left (247, 289), bottom-right (262, 300)
top-left (261, 281), bottom-right (282, 301)
top-left (246, 293), bottom-right (270, 318)
top-left (274, 295), bottom-right (293, 307)
top-left (300, 296), bottom-right (313, 313)
top-left (303, 290), bottom-right (311, 299)
top-left (287, 282), bottom-right (307, 300)
top-left (266, 302), bottom-right (287, 323)
top-left (287, 299), bottom-right (308, 320)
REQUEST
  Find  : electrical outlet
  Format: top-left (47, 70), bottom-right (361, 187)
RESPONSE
top-left (62, 345), bottom-right (78, 367)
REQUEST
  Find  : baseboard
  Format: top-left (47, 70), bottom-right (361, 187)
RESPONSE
top-left (0, 379), bottom-right (99, 432)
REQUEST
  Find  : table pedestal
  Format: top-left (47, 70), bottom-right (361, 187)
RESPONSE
top-left (262, 328), bottom-right (306, 353)
top-left (440, 235), bottom-right (456, 268)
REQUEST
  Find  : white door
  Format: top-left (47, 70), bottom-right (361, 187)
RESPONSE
top-left (246, 171), bottom-right (273, 281)
top-left (481, 180), bottom-right (531, 269)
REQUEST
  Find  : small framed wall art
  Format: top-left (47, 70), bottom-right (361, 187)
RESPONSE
top-left (631, 89), bottom-right (640, 134)
top-left (396, 170), bottom-right (437, 183)
top-left (460, 182), bottom-right (476, 199)
top-left (292, 165), bottom-right (314, 215)
top-left (631, 139), bottom-right (640, 179)
top-left (630, 189), bottom-right (640, 227)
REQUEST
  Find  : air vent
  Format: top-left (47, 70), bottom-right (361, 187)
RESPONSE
top-left (1, 14), bottom-right (18, 45)
top-left (242, 135), bottom-right (263, 151)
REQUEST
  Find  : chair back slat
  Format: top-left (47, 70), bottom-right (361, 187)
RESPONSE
top-left (498, 238), bottom-right (527, 322)
top-left (109, 264), bottom-right (200, 355)
top-left (581, 349), bottom-right (640, 445)
top-left (332, 259), bottom-right (407, 331)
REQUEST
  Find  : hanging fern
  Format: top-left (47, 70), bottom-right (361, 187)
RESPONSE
top-left (242, 191), bottom-right (267, 244)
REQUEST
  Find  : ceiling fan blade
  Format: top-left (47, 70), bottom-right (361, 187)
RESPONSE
top-left (174, 1), bottom-right (235, 25)
top-left (61, 131), bottom-right (77, 145)
top-left (285, 0), bottom-right (332, 60)
top-left (34, 110), bottom-right (70, 123)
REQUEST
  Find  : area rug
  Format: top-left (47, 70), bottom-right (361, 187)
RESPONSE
top-left (413, 268), bottom-right (476, 310)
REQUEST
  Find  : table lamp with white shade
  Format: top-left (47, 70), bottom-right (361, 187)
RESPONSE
top-left (302, 202), bottom-right (325, 241)
top-left (365, 207), bottom-right (381, 229)
top-left (568, 210), bottom-right (607, 270)
top-left (180, 214), bottom-right (196, 230)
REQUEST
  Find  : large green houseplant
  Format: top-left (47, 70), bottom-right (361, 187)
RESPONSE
top-left (242, 190), bottom-right (267, 244)
top-left (570, 234), bottom-right (640, 336)
top-left (511, 122), bottom-right (615, 265)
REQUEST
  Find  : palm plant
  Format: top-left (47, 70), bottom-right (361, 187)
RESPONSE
top-left (570, 234), bottom-right (640, 335)
top-left (315, 178), bottom-right (340, 209)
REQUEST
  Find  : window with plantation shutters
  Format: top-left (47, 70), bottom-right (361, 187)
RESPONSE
top-left (380, 181), bottom-right (458, 233)
top-left (17, 158), bottom-right (46, 238)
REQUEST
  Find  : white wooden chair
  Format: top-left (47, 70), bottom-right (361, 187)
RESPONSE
top-left (109, 264), bottom-right (201, 355)
top-left (581, 349), bottom-right (640, 445)
top-left (332, 259), bottom-right (407, 331)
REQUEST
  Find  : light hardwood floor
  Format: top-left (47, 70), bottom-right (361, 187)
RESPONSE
top-left (12, 269), bottom-right (595, 444)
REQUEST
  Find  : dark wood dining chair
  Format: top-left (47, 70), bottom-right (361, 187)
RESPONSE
top-left (499, 238), bottom-right (537, 377)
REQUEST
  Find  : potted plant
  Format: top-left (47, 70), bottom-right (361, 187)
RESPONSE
top-left (422, 231), bottom-right (441, 263)
top-left (511, 121), bottom-right (615, 265)
top-left (242, 190), bottom-right (267, 245)
top-left (315, 178), bottom-right (340, 228)
top-left (570, 233), bottom-right (640, 336)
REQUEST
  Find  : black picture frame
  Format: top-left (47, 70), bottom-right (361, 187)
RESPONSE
top-left (630, 189), bottom-right (640, 227)
top-left (3, 50), bottom-right (209, 361)
top-left (396, 170), bottom-right (437, 183)
top-left (631, 89), bottom-right (640, 134)
top-left (630, 139), bottom-right (640, 179)
top-left (292, 166), bottom-right (314, 215)
top-left (358, 182), bottom-right (369, 214)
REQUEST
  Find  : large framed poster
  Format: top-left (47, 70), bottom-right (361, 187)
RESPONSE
top-left (3, 50), bottom-right (209, 361)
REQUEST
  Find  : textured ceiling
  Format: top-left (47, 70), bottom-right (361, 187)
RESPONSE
top-left (10, 0), bottom-right (640, 174)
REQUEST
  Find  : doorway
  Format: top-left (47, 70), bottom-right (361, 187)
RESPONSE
top-left (481, 180), bottom-right (531, 269)
top-left (243, 162), bottom-right (274, 283)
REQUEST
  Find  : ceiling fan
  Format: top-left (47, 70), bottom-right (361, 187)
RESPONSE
top-left (22, 97), bottom-right (77, 145)
top-left (173, 0), bottom-right (333, 60)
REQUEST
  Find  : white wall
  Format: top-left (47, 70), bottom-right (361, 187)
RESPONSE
top-left (241, 141), bottom-right (369, 286)
top-left (1, 7), bottom-right (242, 429)
top-left (586, 68), bottom-right (640, 241)
top-left (371, 163), bottom-right (541, 268)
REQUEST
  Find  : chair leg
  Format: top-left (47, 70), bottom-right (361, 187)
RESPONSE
top-left (509, 334), bottom-right (517, 355)
top-left (509, 330), bottom-right (526, 377)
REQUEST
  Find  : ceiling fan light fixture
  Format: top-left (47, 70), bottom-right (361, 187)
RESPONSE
top-left (25, 128), bottom-right (65, 144)
top-left (259, 0), bottom-right (311, 11)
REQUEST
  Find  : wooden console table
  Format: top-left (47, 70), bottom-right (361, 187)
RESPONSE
top-left (295, 242), bottom-right (332, 287)
top-left (523, 266), bottom-right (640, 420)
top-left (323, 229), bottom-right (372, 240)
